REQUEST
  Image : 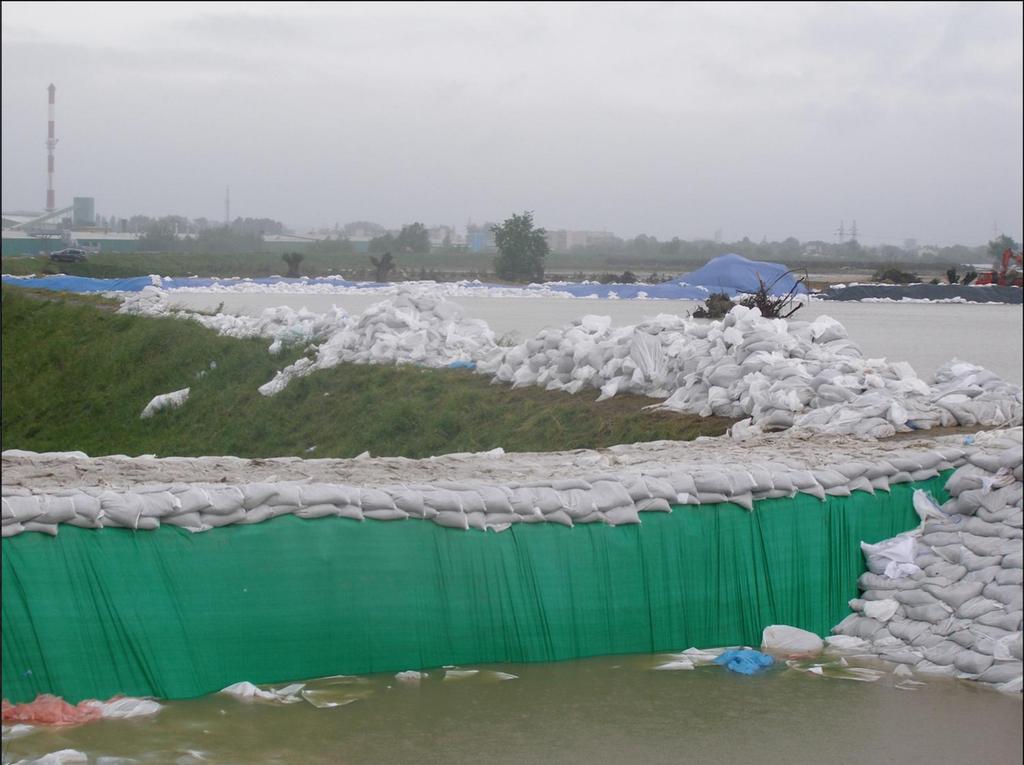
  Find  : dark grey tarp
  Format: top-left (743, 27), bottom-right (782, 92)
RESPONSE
top-left (819, 284), bottom-right (1022, 304)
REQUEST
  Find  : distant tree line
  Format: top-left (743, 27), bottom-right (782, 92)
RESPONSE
top-left (107, 210), bottom-right (1016, 272)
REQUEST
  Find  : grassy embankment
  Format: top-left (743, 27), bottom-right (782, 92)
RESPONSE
top-left (1, 286), bottom-right (731, 459)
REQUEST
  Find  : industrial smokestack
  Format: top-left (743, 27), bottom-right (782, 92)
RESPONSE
top-left (46, 83), bottom-right (57, 212)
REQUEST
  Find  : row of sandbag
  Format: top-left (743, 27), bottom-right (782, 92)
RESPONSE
top-left (120, 289), bottom-right (499, 391)
top-left (0, 442), bottom-right (972, 537)
top-left (120, 290), bottom-right (1022, 438)
top-left (476, 304), bottom-right (1023, 438)
top-left (119, 286), bottom-right (348, 353)
top-left (831, 433), bottom-right (1023, 691)
top-left (257, 293), bottom-right (495, 395)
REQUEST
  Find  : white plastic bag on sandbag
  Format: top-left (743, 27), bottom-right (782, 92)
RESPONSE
top-left (863, 599), bottom-right (901, 623)
top-left (913, 490), bottom-right (947, 525)
top-left (762, 625), bottom-right (824, 657)
top-left (861, 533), bottom-right (920, 579)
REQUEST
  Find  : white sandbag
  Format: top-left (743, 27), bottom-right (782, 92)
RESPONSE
top-left (887, 619), bottom-right (932, 645)
top-left (140, 387), bottom-right (190, 418)
top-left (995, 568), bottom-right (1023, 586)
top-left (923, 640), bottom-right (962, 666)
top-left (432, 511), bottom-right (469, 530)
top-left (904, 603), bottom-right (954, 623)
top-left (977, 661), bottom-right (1023, 685)
top-left (953, 650), bottom-right (994, 675)
top-left (863, 599), bottom-right (901, 622)
top-left (861, 533), bottom-right (919, 579)
top-left (363, 508), bottom-right (408, 522)
top-left (605, 507), bottom-right (641, 526)
top-left (893, 589), bottom-right (942, 607)
top-left (923, 581), bottom-right (984, 609)
top-left (984, 583), bottom-right (1023, 611)
top-left (300, 484), bottom-right (360, 508)
top-left (762, 625), bottom-right (824, 657)
top-left (956, 596), bottom-right (1005, 620)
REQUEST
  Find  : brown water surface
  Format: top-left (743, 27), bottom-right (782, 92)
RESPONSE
top-left (4, 655), bottom-right (1021, 765)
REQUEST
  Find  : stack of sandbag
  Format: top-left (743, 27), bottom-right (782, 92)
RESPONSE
top-left (119, 289), bottom-right (500, 397)
top-left (477, 305), bottom-right (1022, 437)
top-left (831, 430), bottom-right (1023, 692)
top-left (119, 286), bottom-right (349, 354)
top-left (257, 294), bottom-right (497, 395)
top-left (0, 440), bottom-right (974, 537)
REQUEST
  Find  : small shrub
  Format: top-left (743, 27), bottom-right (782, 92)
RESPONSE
top-left (872, 267), bottom-right (919, 284)
top-left (692, 292), bottom-right (734, 319)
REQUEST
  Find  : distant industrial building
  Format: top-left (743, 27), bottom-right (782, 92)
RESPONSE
top-left (72, 197), bottom-right (95, 227)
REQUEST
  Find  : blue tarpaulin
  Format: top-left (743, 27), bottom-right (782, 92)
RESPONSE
top-left (2, 253), bottom-right (805, 300)
top-left (675, 253), bottom-right (807, 297)
top-left (1, 274), bottom-right (158, 293)
top-left (713, 649), bottom-right (776, 675)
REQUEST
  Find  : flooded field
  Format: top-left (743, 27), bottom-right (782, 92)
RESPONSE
top-left (4, 654), bottom-right (1021, 765)
top-left (167, 293), bottom-right (1024, 385)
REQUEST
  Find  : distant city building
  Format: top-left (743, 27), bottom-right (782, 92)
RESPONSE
top-left (544, 229), bottom-right (567, 252)
top-left (466, 223), bottom-right (497, 253)
top-left (427, 225), bottom-right (457, 249)
top-left (544, 229), bottom-right (618, 251)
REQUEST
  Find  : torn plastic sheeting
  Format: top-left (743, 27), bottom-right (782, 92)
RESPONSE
top-left (785, 658), bottom-right (885, 683)
top-left (219, 681), bottom-right (304, 704)
top-left (1, 694), bottom-right (161, 725)
top-left (652, 658), bottom-right (696, 671)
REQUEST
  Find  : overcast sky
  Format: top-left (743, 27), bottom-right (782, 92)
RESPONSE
top-left (2, 1), bottom-right (1021, 245)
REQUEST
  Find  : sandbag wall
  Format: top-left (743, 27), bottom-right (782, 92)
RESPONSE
top-left (2, 444), bottom-right (969, 536)
top-left (2, 476), bottom-right (950, 704)
top-left (832, 432), bottom-right (1023, 691)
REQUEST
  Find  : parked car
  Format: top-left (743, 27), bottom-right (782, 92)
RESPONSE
top-left (49, 248), bottom-right (88, 263)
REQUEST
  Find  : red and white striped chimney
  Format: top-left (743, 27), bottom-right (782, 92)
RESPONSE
top-left (46, 83), bottom-right (57, 212)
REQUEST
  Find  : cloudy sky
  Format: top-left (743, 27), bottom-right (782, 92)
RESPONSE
top-left (2, 1), bottom-right (1021, 244)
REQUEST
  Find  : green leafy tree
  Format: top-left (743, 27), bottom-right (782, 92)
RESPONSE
top-left (137, 219), bottom-right (178, 251)
top-left (492, 211), bottom-right (548, 283)
top-left (282, 252), bottom-right (304, 278)
top-left (987, 234), bottom-right (1019, 265)
top-left (370, 251), bottom-right (396, 282)
top-left (395, 222), bottom-right (430, 253)
top-left (368, 233), bottom-right (396, 253)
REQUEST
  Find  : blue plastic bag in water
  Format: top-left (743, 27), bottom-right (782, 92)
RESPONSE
top-left (713, 649), bottom-right (775, 675)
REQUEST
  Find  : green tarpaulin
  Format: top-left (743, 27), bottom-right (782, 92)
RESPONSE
top-left (2, 476), bottom-right (948, 703)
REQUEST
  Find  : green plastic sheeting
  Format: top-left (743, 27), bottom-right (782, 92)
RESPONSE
top-left (2, 475), bottom-right (949, 703)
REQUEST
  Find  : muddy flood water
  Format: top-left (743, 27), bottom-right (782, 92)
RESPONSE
top-left (4, 654), bottom-right (1021, 765)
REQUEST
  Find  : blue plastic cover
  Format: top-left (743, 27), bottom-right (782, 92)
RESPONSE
top-left (676, 253), bottom-right (807, 297)
top-left (713, 649), bottom-right (776, 675)
top-left (2, 255), bottom-right (806, 300)
top-left (1, 274), bottom-right (157, 293)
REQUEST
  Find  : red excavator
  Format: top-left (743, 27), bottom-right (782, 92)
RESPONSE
top-left (975, 248), bottom-right (1024, 287)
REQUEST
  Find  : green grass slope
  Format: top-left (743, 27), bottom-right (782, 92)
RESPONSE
top-left (1, 287), bottom-right (730, 458)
